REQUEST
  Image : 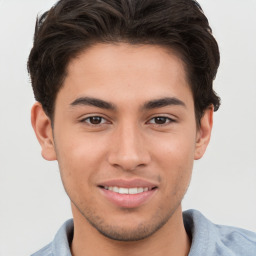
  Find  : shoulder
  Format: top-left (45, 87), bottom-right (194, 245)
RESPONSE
top-left (31, 243), bottom-right (53, 256)
top-left (31, 219), bottom-right (74, 256)
top-left (183, 209), bottom-right (256, 256)
top-left (214, 223), bottom-right (256, 255)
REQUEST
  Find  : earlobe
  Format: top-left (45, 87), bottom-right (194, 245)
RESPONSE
top-left (194, 106), bottom-right (214, 160)
top-left (31, 102), bottom-right (57, 161)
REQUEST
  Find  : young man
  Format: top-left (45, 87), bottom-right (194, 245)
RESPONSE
top-left (28, 0), bottom-right (256, 255)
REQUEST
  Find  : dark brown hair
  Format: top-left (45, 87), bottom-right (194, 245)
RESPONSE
top-left (28, 0), bottom-right (220, 124)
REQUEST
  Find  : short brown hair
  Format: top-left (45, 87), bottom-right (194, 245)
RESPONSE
top-left (28, 0), bottom-right (220, 124)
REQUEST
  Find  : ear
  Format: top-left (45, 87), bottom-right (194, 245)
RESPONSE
top-left (194, 106), bottom-right (214, 160)
top-left (31, 102), bottom-right (57, 161)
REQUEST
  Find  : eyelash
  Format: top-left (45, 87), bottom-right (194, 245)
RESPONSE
top-left (147, 116), bottom-right (176, 126)
top-left (80, 116), bottom-right (109, 126)
top-left (80, 115), bottom-right (176, 127)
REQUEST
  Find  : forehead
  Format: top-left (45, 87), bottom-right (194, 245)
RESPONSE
top-left (59, 43), bottom-right (193, 109)
top-left (67, 43), bottom-right (187, 81)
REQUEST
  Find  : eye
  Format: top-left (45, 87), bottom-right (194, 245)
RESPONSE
top-left (148, 116), bottom-right (175, 125)
top-left (82, 116), bottom-right (108, 125)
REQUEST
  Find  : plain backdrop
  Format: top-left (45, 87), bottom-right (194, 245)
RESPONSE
top-left (0, 0), bottom-right (255, 255)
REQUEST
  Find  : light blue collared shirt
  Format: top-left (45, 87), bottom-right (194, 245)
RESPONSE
top-left (31, 209), bottom-right (256, 256)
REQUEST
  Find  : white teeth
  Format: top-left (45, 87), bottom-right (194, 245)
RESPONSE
top-left (137, 187), bottom-right (143, 193)
top-left (128, 188), bottom-right (138, 194)
top-left (113, 186), bottom-right (119, 193)
top-left (119, 188), bottom-right (129, 194)
top-left (105, 186), bottom-right (151, 194)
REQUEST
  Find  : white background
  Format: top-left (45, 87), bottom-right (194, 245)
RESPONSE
top-left (0, 0), bottom-right (255, 255)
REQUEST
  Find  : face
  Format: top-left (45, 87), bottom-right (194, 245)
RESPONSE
top-left (32, 43), bottom-right (212, 241)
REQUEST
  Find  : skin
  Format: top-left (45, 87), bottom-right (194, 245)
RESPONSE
top-left (31, 43), bottom-right (213, 256)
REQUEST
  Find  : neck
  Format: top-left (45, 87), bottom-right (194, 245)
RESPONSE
top-left (71, 206), bottom-right (191, 256)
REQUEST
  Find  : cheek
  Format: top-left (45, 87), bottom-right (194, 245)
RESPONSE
top-left (152, 129), bottom-right (196, 164)
top-left (151, 131), bottom-right (196, 191)
top-left (54, 133), bottom-right (107, 190)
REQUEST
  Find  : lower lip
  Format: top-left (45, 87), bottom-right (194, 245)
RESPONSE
top-left (99, 188), bottom-right (157, 208)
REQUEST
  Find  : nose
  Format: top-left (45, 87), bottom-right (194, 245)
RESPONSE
top-left (107, 123), bottom-right (151, 171)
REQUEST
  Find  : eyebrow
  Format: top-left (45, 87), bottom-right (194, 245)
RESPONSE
top-left (142, 97), bottom-right (186, 110)
top-left (70, 96), bottom-right (186, 111)
top-left (70, 97), bottom-right (116, 110)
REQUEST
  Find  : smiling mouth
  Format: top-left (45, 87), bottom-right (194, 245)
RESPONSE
top-left (99, 186), bottom-right (157, 195)
top-left (98, 182), bottom-right (158, 208)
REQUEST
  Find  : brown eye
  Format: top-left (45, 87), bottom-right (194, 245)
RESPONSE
top-left (148, 116), bottom-right (175, 125)
top-left (89, 116), bottom-right (102, 124)
top-left (82, 116), bottom-right (107, 125)
top-left (154, 117), bottom-right (168, 124)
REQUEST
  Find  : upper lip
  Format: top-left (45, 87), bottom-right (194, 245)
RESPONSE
top-left (98, 178), bottom-right (159, 189)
